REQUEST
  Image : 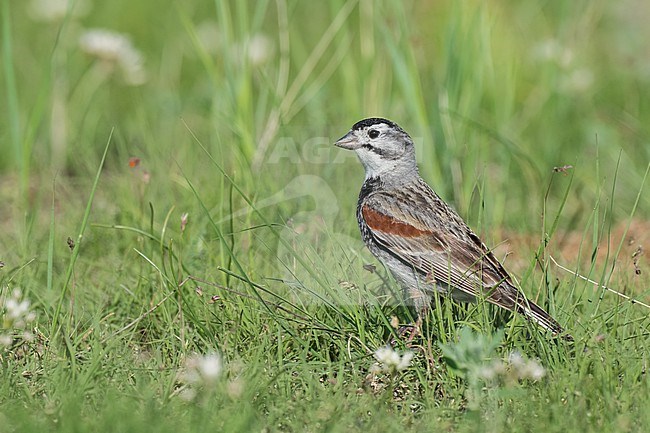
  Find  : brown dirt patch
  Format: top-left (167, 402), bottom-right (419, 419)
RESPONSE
top-left (492, 219), bottom-right (649, 290)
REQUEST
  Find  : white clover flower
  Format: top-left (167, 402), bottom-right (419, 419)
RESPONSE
top-left (373, 346), bottom-right (414, 373)
top-left (28, 0), bottom-right (90, 22)
top-left (507, 351), bottom-right (525, 369)
top-left (179, 387), bottom-right (197, 402)
top-left (225, 33), bottom-right (275, 68)
top-left (560, 68), bottom-right (594, 93)
top-left (79, 29), bottom-right (147, 85)
top-left (6, 298), bottom-right (30, 320)
top-left (479, 351), bottom-right (546, 383)
top-left (195, 21), bottom-right (221, 55)
top-left (247, 33), bottom-right (274, 67)
top-left (2, 288), bottom-right (36, 329)
top-left (0, 334), bottom-right (11, 347)
top-left (1, 287), bottom-right (36, 348)
top-left (226, 378), bottom-right (244, 399)
top-left (181, 353), bottom-right (223, 387)
top-left (532, 38), bottom-right (592, 94)
top-left (507, 351), bottom-right (546, 381)
top-left (477, 360), bottom-right (506, 381)
top-left (533, 39), bottom-right (574, 68)
top-left (525, 361), bottom-right (546, 381)
top-left (533, 39), bottom-right (561, 62)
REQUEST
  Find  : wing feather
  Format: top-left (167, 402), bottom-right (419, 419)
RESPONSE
top-left (361, 192), bottom-right (513, 303)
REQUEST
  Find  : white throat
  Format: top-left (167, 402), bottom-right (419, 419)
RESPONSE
top-left (354, 147), bottom-right (418, 182)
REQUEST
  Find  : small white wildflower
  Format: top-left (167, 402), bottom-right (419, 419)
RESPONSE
top-left (6, 299), bottom-right (30, 321)
top-left (22, 330), bottom-right (35, 343)
top-left (477, 360), bottom-right (506, 381)
top-left (373, 346), bottom-right (414, 373)
top-left (532, 39), bottom-right (574, 68)
top-left (2, 288), bottom-right (36, 330)
top-left (227, 34), bottom-right (274, 68)
top-left (226, 378), bottom-right (244, 399)
top-left (507, 351), bottom-right (546, 380)
top-left (478, 352), bottom-right (546, 384)
top-left (247, 34), bottom-right (274, 67)
top-left (525, 361), bottom-right (546, 381)
top-left (0, 334), bottom-right (12, 347)
top-left (182, 353), bottom-right (223, 387)
top-left (533, 39), bottom-right (561, 62)
top-left (1, 288), bottom-right (36, 348)
top-left (28, 0), bottom-right (90, 22)
top-left (369, 363), bottom-right (383, 375)
top-left (197, 354), bottom-right (222, 381)
top-left (374, 347), bottom-right (400, 365)
top-left (507, 351), bottom-right (526, 369)
top-left (79, 29), bottom-right (147, 85)
top-left (179, 387), bottom-right (197, 402)
top-left (560, 68), bottom-right (594, 93)
top-left (195, 21), bottom-right (221, 55)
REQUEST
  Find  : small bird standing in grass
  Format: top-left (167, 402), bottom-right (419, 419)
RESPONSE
top-left (335, 117), bottom-right (569, 339)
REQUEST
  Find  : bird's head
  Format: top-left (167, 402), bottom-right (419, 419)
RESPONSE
top-left (335, 118), bottom-right (417, 180)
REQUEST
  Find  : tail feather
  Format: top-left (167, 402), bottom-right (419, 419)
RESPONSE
top-left (514, 295), bottom-right (573, 341)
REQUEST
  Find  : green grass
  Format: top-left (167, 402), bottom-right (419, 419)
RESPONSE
top-left (2, 0), bottom-right (650, 431)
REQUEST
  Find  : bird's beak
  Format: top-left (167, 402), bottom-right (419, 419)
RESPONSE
top-left (334, 130), bottom-right (361, 150)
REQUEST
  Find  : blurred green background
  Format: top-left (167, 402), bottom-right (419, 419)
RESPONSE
top-left (3, 0), bottom-right (649, 226)
top-left (2, 0), bottom-right (650, 431)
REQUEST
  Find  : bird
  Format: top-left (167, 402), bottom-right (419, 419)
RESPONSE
top-left (334, 117), bottom-right (569, 339)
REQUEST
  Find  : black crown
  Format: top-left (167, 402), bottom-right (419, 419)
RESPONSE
top-left (351, 117), bottom-right (404, 133)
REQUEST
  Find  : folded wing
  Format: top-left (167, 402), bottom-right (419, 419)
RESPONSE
top-left (361, 191), bottom-right (565, 335)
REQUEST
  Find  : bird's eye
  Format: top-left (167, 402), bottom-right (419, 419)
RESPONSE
top-left (368, 129), bottom-right (380, 139)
